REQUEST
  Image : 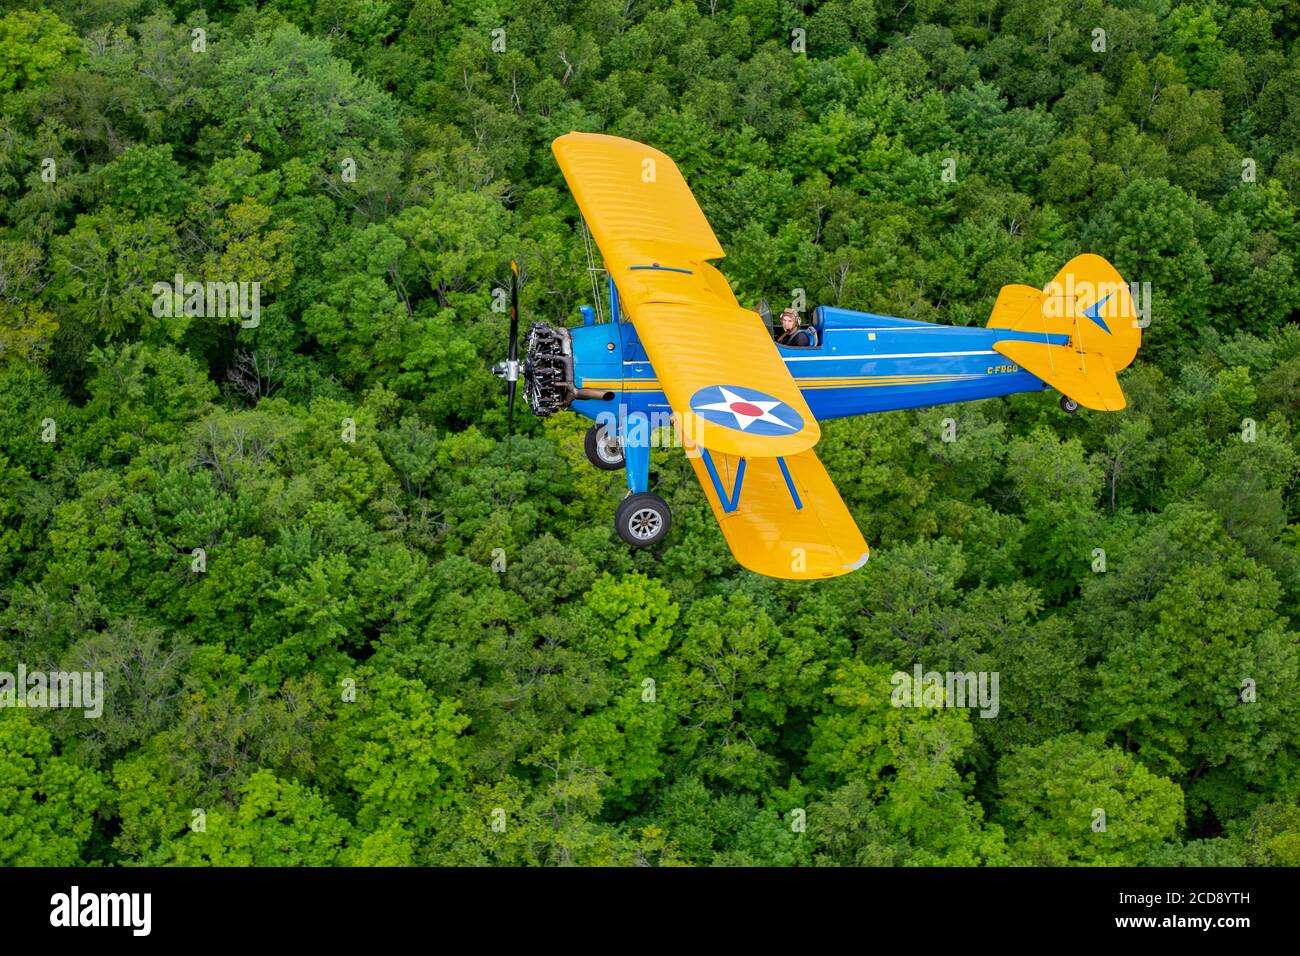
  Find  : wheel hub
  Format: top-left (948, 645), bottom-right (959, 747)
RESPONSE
top-left (628, 508), bottom-right (661, 539)
top-left (598, 433), bottom-right (622, 463)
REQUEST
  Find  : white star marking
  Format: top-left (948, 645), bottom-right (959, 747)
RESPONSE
top-left (694, 387), bottom-right (796, 431)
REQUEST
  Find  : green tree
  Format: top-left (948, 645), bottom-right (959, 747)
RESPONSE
top-left (0, 713), bottom-right (107, 865)
top-left (998, 734), bottom-right (1184, 865)
top-left (0, 9), bottom-right (81, 94)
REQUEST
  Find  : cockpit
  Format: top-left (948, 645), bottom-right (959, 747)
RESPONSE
top-left (764, 301), bottom-right (822, 349)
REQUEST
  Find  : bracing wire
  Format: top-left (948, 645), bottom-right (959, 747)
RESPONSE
top-left (580, 217), bottom-right (606, 323)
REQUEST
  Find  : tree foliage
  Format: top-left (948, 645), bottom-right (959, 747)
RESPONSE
top-left (0, 0), bottom-right (1296, 867)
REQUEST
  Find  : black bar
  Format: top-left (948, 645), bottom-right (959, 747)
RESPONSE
top-left (0, 866), bottom-right (1284, 942)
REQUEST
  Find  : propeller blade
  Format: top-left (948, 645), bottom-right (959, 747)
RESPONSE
top-left (507, 260), bottom-right (519, 438)
top-left (508, 261), bottom-right (520, 361)
top-left (506, 380), bottom-right (517, 435)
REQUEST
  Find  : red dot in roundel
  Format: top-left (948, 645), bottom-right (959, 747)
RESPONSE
top-left (730, 401), bottom-right (763, 416)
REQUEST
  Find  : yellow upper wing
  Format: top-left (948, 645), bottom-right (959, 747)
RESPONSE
top-left (552, 131), bottom-right (818, 458)
top-left (552, 131), bottom-right (725, 265)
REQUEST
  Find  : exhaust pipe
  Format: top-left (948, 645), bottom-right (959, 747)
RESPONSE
top-left (569, 387), bottom-right (614, 402)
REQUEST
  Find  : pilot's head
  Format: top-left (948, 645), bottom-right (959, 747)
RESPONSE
top-left (780, 309), bottom-right (800, 332)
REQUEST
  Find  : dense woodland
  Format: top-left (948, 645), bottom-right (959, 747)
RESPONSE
top-left (1, 0), bottom-right (1298, 866)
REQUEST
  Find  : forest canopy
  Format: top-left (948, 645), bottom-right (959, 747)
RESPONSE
top-left (0, 0), bottom-right (1298, 866)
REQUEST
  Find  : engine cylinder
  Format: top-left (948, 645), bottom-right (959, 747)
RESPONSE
top-left (523, 323), bottom-right (572, 415)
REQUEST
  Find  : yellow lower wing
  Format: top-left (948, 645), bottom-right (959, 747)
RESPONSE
top-left (686, 444), bottom-right (869, 580)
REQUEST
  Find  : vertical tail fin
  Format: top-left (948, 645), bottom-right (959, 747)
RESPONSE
top-left (987, 254), bottom-right (1141, 411)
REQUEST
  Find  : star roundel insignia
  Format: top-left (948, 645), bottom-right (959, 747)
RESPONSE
top-left (688, 385), bottom-right (804, 436)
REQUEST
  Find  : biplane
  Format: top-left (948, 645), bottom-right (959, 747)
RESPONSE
top-left (494, 132), bottom-right (1143, 580)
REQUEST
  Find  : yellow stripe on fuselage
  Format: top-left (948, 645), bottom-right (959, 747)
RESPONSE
top-left (580, 373), bottom-right (987, 392)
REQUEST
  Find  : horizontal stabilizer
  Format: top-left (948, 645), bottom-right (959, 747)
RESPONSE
top-left (993, 341), bottom-right (1125, 410)
top-left (987, 284), bottom-right (1045, 330)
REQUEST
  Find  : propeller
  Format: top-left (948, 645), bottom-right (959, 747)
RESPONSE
top-left (492, 260), bottom-right (522, 448)
top-left (506, 259), bottom-right (520, 436)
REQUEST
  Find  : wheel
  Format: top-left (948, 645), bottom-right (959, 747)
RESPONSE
top-left (584, 423), bottom-right (625, 470)
top-left (1059, 395), bottom-right (1080, 413)
top-left (615, 492), bottom-right (671, 547)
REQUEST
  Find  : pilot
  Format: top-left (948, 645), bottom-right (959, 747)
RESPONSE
top-left (775, 308), bottom-right (812, 347)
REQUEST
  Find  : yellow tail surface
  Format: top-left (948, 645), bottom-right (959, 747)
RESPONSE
top-left (987, 254), bottom-right (1142, 411)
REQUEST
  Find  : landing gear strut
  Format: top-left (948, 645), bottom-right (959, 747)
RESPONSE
top-left (615, 492), bottom-right (671, 547)
top-left (584, 423), bottom-right (625, 470)
top-left (1059, 395), bottom-right (1080, 413)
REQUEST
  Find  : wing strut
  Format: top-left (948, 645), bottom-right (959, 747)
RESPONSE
top-left (699, 449), bottom-right (747, 513)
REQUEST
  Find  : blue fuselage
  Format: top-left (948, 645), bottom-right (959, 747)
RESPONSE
top-left (567, 305), bottom-right (1063, 424)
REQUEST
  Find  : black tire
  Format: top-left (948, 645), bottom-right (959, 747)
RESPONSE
top-left (615, 492), bottom-right (671, 547)
top-left (1059, 395), bottom-right (1080, 413)
top-left (584, 423), bottom-right (625, 470)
